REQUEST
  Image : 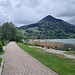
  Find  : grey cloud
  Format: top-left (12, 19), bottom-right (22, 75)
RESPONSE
top-left (58, 10), bottom-right (75, 17)
top-left (0, 0), bottom-right (75, 26)
top-left (0, 0), bottom-right (11, 8)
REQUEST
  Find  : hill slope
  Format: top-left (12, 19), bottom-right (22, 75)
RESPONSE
top-left (19, 15), bottom-right (75, 39)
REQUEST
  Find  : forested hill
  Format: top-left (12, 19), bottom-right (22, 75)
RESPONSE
top-left (19, 15), bottom-right (75, 39)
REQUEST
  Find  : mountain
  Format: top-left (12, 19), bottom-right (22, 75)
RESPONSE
top-left (39, 15), bottom-right (63, 22)
top-left (19, 15), bottom-right (75, 39)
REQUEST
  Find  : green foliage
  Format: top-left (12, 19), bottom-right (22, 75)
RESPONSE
top-left (0, 26), bottom-right (2, 40)
top-left (1, 22), bottom-right (23, 41)
top-left (0, 58), bottom-right (2, 66)
top-left (17, 43), bottom-right (75, 75)
top-left (16, 30), bottom-right (23, 42)
top-left (1, 40), bottom-right (5, 46)
top-left (0, 42), bottom-right (3, 52)
top-left (0, 50), bottom-right (5, 55)
top-left (1, 22), bottom-right (17, 41)
top-left (16, 36), bottom-right (22, 42)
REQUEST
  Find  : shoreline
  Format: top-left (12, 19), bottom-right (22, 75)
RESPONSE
top-left (29, 40), bottom-right (75, 51)
top-left (29, 40), bottom-right (64, 50)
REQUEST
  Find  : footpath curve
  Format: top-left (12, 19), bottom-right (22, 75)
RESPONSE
top-left (1, 42), bottom-right (58, 75)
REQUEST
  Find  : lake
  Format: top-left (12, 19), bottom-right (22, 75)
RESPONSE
top-left (49, 39), bottom-right (75, 44)
top-left (50, 39), bottom-right (75, 51)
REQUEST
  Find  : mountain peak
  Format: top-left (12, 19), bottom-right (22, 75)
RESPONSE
top-left (43, 15), bottom-right (55, 20)
top-left (45, 15), bottom-right (55, 18)
top-left (39, 15), bottom-right (62, 22)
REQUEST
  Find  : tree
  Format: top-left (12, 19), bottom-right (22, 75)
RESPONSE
top-left (1, 22), bottom-right (17, 41)
top-left (0, 42), bottom-right (3, 52)
top-left (0, 26), bottom-right (2, 40)
top-left (16, 30), bottom-right (23, 42)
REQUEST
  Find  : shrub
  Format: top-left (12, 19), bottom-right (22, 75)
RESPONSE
top-left (66, 49), bottom-right (69, 51)
top-left (1, 40), bottom-right (5, 46)
top-left (0, 42), bottom-right (3, 52)
top-left (47, 46), bottom-right (49, 49)
top-left (33, 43), bottom-right (39, 46)
top-left (41, 46), bottom-right (44, 48)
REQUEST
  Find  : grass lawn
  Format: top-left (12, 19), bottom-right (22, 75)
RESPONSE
top-left (17, 43), bottom-right (75, 75)
top-left (65, 51), bottom-right (75, 56)
top-left (0, 58), bottom-right (2, 66)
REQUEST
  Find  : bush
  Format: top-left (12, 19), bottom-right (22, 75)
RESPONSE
top-left (1, 40), bottom-right (5, 46)
top-left (0, 42), bottom-right (3, 52)
top-left (41, 46), bottom-right (44, 48)
top-left (47, 46), bottom-right (50, 49)
top-left (33, 43), bottom-right (39, 46)
top-left (66, 49), bottom-right (69, 51)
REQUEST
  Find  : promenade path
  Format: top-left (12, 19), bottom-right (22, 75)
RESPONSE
top-left (1, 42), bottom-right (58, 75)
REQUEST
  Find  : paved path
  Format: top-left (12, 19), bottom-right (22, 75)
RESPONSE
top-left (1, 42), bottom-right (58, 75)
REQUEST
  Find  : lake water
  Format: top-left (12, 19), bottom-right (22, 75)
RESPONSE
top-left (36, 39), bottom-right (75, 44)
top-left (33, 39), bottom-right (75, 51)
top-left (49, 39), bottom-right (75, 44)
top-left (50, 39), bottom-right (75, 51)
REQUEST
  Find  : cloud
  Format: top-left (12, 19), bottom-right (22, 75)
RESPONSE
top-left (0, 0), bottom-right (75, 26)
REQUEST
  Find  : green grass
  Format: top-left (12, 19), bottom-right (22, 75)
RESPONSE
top-left (0, 58), bottom-right (2, 66)
top-left (0, 50), bottom-right (5, 55)
top-left (65, 51), bottom-right (75, 55)
top-left (17, 43), bottom-right (75, 75)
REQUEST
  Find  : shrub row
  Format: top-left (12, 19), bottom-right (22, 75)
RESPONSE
top-left (0, 42), bottom-right (3, 52)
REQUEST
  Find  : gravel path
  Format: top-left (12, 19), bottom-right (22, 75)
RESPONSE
top-left (1, 42), bottom-right (58, 75)
top-left (29, 46), bottom-right (75, 59)
top-left (46, 49), bottom-right (75, 59)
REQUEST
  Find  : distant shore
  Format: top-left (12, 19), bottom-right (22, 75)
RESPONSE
top-left (29, 40), bottom-right (64, 50)
top-left (29, 39), bottom-right (75, 51)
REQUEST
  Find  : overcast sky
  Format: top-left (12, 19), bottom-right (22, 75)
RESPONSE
top-left (0, 0), bottom-right (75, 26)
